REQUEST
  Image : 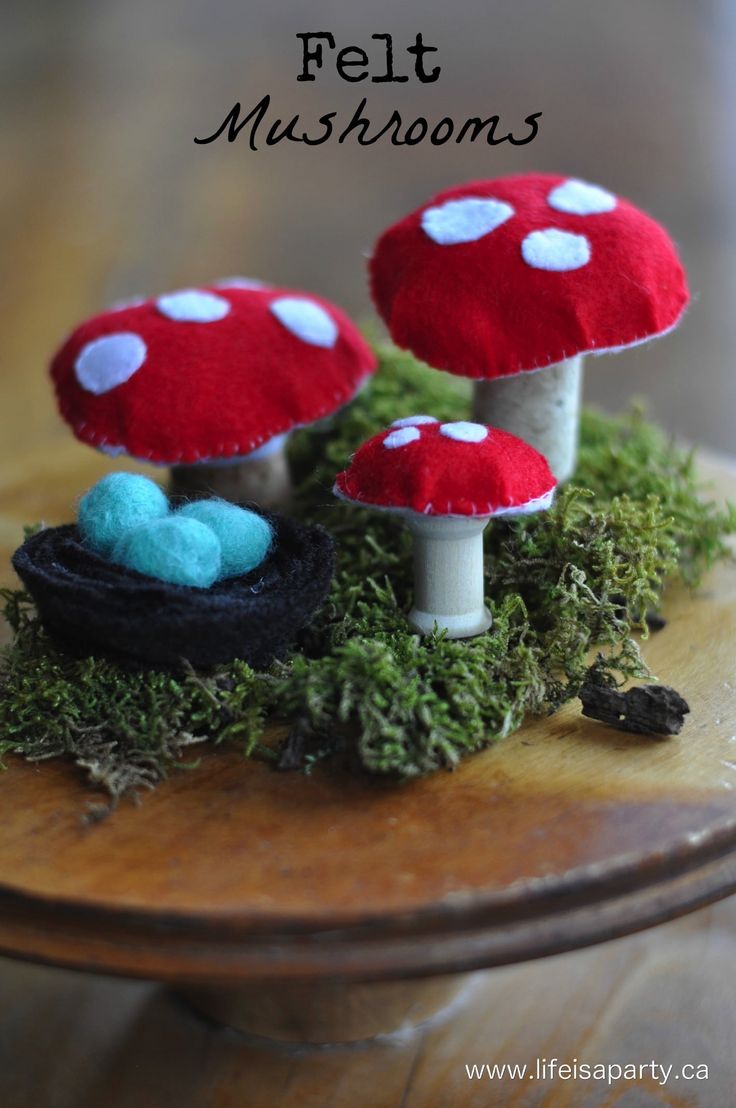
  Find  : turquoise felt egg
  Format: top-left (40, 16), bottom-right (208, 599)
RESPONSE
top-left (176, 500), bottom-right (274, 578)
top-left (78, 473), bottom-right (169, 557)
top-left (111, 516), bottom-right (222, 588)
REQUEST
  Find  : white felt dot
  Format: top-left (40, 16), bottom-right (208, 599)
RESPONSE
top-left (521, 229), bottom-right (591, 272)
top-left (270, 297), bottom-right (338, 348)
top-left (548, 178), bottom-right (617, 216)
top-left (74, 333), bottom-right (147, 395)
top-left (439, 421), bottom-right (488, 444)
top-left (108, 296), bottom-right (145, 312)
top-left (213, 276), bottom-right (268, 290)
top-left (383, 426), bottom-right (421, 449)
top-left (391, 415), bottom-right (438, 428)
top-left (421, 197), bottom-right (514, 245)
top-left (156, 289), bottom-right (231, 323)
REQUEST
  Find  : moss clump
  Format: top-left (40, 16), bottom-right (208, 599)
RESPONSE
top-left (1, 346), bottom-right (735, 801)
top-left (0, 586), bottom-right (275, 811)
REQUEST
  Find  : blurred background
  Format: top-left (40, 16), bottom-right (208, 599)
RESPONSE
top-left (2, 0), bottom-right (736, 482)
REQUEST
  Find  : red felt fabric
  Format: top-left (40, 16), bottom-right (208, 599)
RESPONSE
top-left (334, 423), bottom-right (555, 517)
top-left (369, 173), bottom-right (690, 379)
top-left (51, 287), bottom-right (377, 465)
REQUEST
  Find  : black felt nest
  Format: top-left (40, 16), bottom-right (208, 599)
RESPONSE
top-left (12, 516), bottom-right (335, 671)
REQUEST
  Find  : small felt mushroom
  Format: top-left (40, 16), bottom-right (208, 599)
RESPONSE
top-left (334, 417), bottom-right (556, 639)
top-left (370, 174), bottom-right (690, 482)
top-left (51, 282), bottom-right (376, 509)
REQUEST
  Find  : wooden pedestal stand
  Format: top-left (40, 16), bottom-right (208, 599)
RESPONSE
top-left (0, 463), bottom-right (735, 1045)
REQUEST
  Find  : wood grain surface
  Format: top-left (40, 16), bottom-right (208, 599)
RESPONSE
top-left (3, 895), bottom-right (736, 1107)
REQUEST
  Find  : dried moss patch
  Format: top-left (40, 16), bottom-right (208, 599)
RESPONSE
top-left (1, 346), bottom-right (734, 804)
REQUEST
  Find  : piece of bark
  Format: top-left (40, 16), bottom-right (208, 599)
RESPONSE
top-left (580, 682), bottom-right (689, 736)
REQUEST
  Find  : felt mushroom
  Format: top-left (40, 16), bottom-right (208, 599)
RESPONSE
top-left (334, 417), bottom-right (556, 639)
top-left (51, 282), bottom-right (377, 508)
top-left (369, 174), bottom-right (690, 482)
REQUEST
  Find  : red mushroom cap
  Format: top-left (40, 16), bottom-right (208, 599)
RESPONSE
top-left (334, 417), bottom-right (556, 518)
top-left (51, 283), bottom-right (377, 465)
top-left (369, 173), bottom-right (689, 380)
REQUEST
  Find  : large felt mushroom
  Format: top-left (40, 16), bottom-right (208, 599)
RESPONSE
top-left (51, 281), bottom-right (377, 508)
top-left (369, 174), bottom-right (689, 482)
top-left (334, 416), bottom-right (556, 639)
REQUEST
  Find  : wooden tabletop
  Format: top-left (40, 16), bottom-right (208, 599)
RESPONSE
top-left (3, 896), bottom-right (736, 1107)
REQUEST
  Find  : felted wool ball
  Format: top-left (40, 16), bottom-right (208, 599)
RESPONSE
top-left (111, 516), bottom-right (222, 588)
top-left (78, 473), bottom-right (169, 558)
top-left (176, 500), bottom-right (274, 578)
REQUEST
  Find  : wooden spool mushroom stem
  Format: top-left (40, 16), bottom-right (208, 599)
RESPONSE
top-left (472, 355), bottom-right (583, 484)
top-left (170, 435), bottom-right (292, 510)
top-left (407, 514), bottom-right (492, 639)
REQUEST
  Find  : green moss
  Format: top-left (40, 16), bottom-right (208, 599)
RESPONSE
top-left (0, 590), bottom-right (275, 812)
top-left (2, 346), bottom-right (735, 801)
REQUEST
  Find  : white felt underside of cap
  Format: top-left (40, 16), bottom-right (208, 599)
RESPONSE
top-left (173, 433), bottom-right (288, 465)
top-left (491, 488), bottom-right (556, 516)
top-left (478, 304), bottom-right (689, 378)
top-left (589, 311), bottom-right (687, 357)
top-left (332, 483), bottom-right (555, 520)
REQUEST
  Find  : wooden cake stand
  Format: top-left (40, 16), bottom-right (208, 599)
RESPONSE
top-left (0, 459), bottom-right (735, 1043)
